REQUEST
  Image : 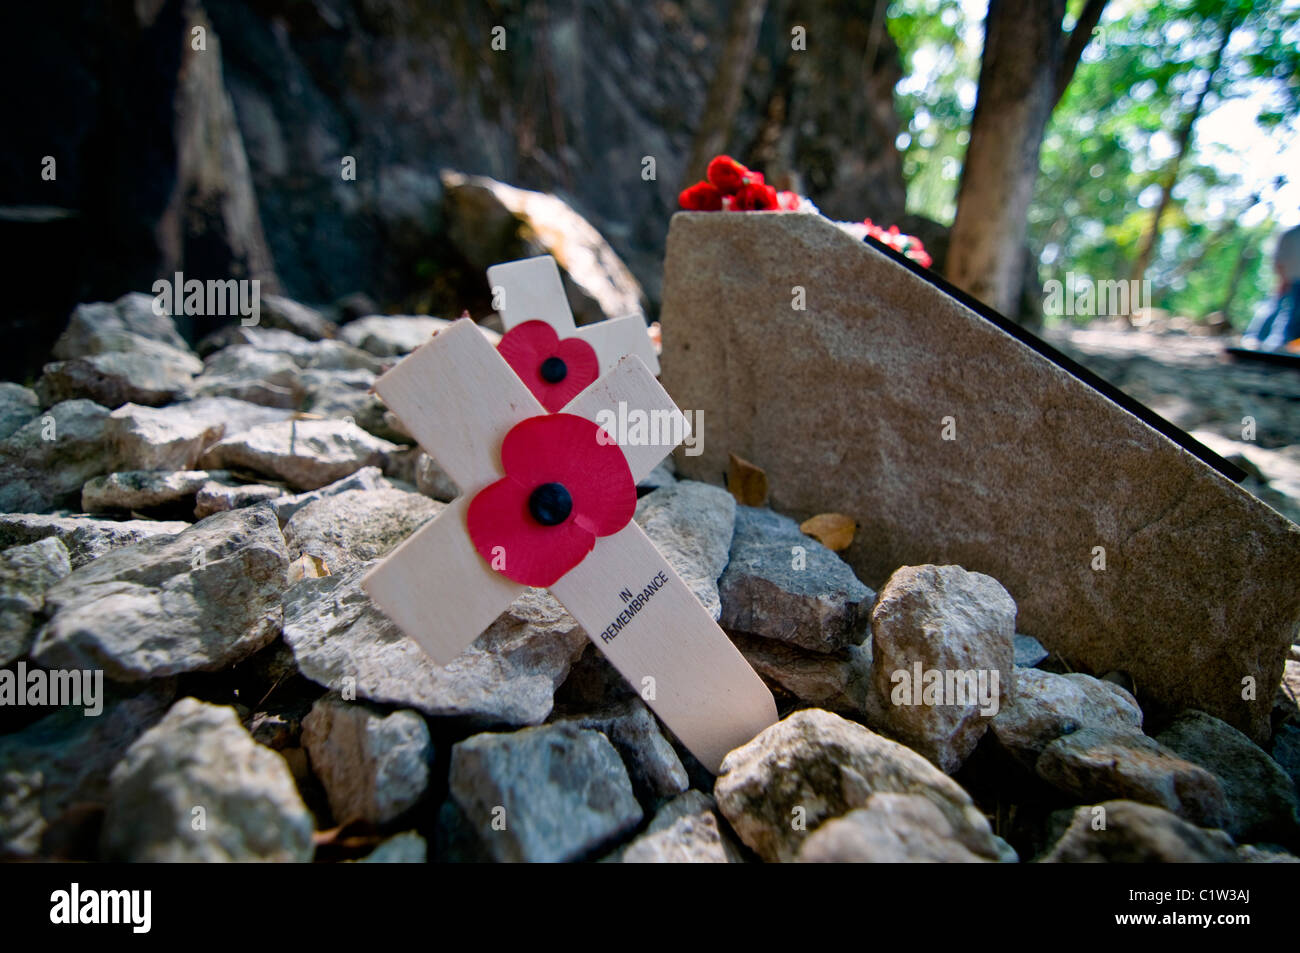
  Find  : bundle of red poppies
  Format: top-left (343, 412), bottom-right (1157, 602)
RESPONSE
top-left (678, 154), bottom-right (934, 269)
top-left (678, 155), bottom-right (801, 212)
top-left (860, 217), bottom-right (933, 268)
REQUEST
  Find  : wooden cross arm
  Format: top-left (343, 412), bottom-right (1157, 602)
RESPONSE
top-left (372, 318), bottom-right (544, 493)
top-left (361, 496), bottom-right (524, 666)
top-left (562, 354), bottom-right (685, 482)
top-left (575, 315), bottom-right (660, 376)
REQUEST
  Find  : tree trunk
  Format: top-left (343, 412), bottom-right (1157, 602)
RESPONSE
top-left (679, 0), bottom-right (768, 192)
top-left (945, 0), bottom-right (1066, 317)
top-left (1129, 13), bottom-right (1238, 289)
top-left (1221, 235), bottom-right (1255, 326)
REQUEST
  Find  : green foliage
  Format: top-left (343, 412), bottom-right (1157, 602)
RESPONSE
top-left (887, 0), bottom-right (976, 223)
top-left (889, 0), bottom-right (1300, 326)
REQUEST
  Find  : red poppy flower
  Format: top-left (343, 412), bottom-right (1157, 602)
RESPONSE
top-left (466, 413), bottom-right (636, 586)
top-left (707, 155), bottom-right (750, 195)
top-left (679, 181), bottom-right (724, 211)
top-left (497, 320), bottom-right (599, 413)
top-left (732, 182), bottom-right (780, 211)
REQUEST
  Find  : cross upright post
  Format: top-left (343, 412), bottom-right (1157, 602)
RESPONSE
top-left (486, 255), bottom-right (660, 375)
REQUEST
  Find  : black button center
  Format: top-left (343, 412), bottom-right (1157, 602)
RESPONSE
top-left (540, 356), bottom-right (568, 383)
top-left (528, 482), bottom-right (573, 526)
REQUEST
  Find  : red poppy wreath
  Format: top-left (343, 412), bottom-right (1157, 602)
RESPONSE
top-left (466, 413), bottom-right (636, 587)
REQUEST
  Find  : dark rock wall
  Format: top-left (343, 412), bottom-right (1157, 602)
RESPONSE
top-left (1, 0), bottom-right (907, 380)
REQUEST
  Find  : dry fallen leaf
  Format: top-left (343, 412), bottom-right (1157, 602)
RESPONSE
top-left (800, 512), bottom-right (856, 551)
top-left (288, 553), bottom-right (331, 584)
top-left (727, 452), bottom-right (769, 506)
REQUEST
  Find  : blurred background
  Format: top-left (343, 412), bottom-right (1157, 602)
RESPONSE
top-left (1, 1), bottom-right (1296, 371)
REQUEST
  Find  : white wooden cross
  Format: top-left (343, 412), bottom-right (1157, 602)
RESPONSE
top-left (487, 255), bottom-right (660, 375)
top-left (362, 319), bottom-right (775, 771)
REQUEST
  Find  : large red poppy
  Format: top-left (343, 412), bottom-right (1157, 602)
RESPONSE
top-left (466, 413), bottom-right (636, 587)
top-left (497, 320), bottom-right (599, 413)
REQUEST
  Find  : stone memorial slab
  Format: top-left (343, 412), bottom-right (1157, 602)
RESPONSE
top-left (661, 211), bottom-right (1300, 743)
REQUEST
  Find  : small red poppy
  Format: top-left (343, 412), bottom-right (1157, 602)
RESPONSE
top-left (732, 182), bottom-right (780, 211)
top-left (466, 413), bottom-right (636, 587)
top-left (707, 155), bottom-right (750, 195)
top-left (679, 181), bottom-right (724, 211)
top-left (497, 320), bottom-right (599, 413)
top-left (777, 190), bottom-right (801, 211)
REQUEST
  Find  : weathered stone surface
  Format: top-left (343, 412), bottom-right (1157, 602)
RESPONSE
top-left (0, 537), bottom-right (71, 665)
top-left (639, 459), bottom-right (677, 492)
top-left (282, 487), bottom-right (441, 572)
top-left (1014, 633), bottom-right (1049, 667)
top-left (270, 465), bottom-right (393, 524)
top-left (1274, 722), bottom-right (1300, 792)
top-left (714, 708), bottom-right (1008, 863)
top-left (108, 397), bottom-right (290, 471)
top-left (1040, 800), bottom-right (1239, 863)
top-left (199, 419), bottom-right (399, 490)
top-left (358, 831), bottom-right (427, 863)
top-left (53, 294), bottom-right (190, 359)
top-left (32, 506), bottom-right (289, 681)
top-left (0, 685), bottom-right (173, 856)
top-left (339, 315), bottom-right (454, 356)
top-left (279, 334), bottom-right (383, 375)
top-left (719, 505), bottom-right (873, 652)
top-left (796, 794), bottom-right (1000, 863)
top-left (259, 294), bottom-right (337, 341)
top-left (414, 451), bottom-right (460, 502)
top-left (1156, 710), bottom-right (1300, 844)
top-left (733, 632), bottom-right (872, 716)
top-left (82, 469), bottom-right (228, 514)
top-left (282, 564), bottom-right (587, 725)
top-left (297, 368), bottom-right (379, 420)
top-left (661, 211), bottom-right (1300, 743)
top-left (552, 696), bottom-right (689, 800)
top-left (0, 513), bottom-right (191, 569)
top-left (193, 346), bottom-right (299, 407)
top-left (608, 790), bottom-right (742, 863)
top-left (1036, 731), bottom-right (1230, 833)
top-left (41, 296), bottom-right (201, 408)
top-left (0, 383), bottom-right (39, 440)
top-left (0, 399), bottom-right (112, 512)
top-left (442, 172), bottom-right (646, 325)
top-left (101, 698), bottom-right (315, 862)
top-left (194, 481), bottom-right (284, 518)
top-left (449, 722), bottom-right (642, 862)
top-left (351, 396), bottom-right (413, 445)
top-left (633, 480), bottom-right (735, 621)
top-left (991, 668), bottom-right (1229, 828)
top-left (1237, 844), bottom-right (1300, 862)
top-left (868, 564), bottom-right (1016, 773)
top-left (301, 695), bottom-right (432, 825)
top-left (37, 343), bottom-right (201, 409)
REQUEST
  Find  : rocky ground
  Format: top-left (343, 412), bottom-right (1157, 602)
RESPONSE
top-left (0, 297), bottom-right (1296, 863)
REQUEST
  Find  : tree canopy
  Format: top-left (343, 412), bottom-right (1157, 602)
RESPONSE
top-left (889, 0), bottom-right (1300, 326)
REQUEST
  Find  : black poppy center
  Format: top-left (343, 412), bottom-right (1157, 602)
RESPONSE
top-left (540, 355), bottom-right (568, 383)
top-left (528, 482), bottom-right (573, 526)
